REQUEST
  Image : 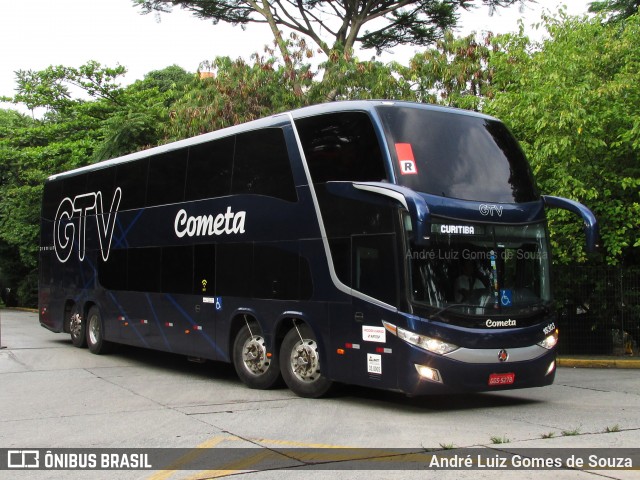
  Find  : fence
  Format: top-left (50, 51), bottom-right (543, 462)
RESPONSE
top-left (552, 266), bottom-right (640, 356)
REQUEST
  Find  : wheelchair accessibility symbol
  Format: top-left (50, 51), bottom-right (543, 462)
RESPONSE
top-left (500, 289), bottom-right (513, 307)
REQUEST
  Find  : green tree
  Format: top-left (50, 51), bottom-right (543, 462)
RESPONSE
top-left (94, 66), bottom-right (195, 160)
top-left (133, 64), bottom-right (195, 97)
top-left (401, 30), bottom-right (499, 110)
top-left (485, 12), bottom-right (640, 264)
top-left (0, 110), bottom-right (41, 304)
top-left (589, 0), bottom-right (640, 22)
top-left (134, 0), bottom-right (531, 101)
top-left (135, 1), bottom-right (530, 56)
top-left (164, 35), bottom-right (416, 139)
top-left (165, 53), bottom-right (308, 140)
top-left (14, 61), bottom-right (127, 115)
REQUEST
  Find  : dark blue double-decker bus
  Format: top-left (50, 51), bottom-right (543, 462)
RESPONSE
top-left (39, 101), bottom-right (598, 398)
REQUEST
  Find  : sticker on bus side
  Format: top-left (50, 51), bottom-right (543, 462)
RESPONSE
top-left (367, 353), bottom-right (382, 375)
top-left (362, 325), bottom-right (386, 343)
top-left (395, 143), bottom-right (418, 175)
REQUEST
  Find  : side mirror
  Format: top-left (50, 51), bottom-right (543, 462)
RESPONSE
top-left (354, 182), bottom-right (431, 245)
top-left (542, 195), bottom-right (600, 253)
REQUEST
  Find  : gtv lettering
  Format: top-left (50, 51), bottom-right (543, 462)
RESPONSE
top-left (479, 204), bottom-right (503, 217)
top-left (54, 188), bottom-right (122, 263)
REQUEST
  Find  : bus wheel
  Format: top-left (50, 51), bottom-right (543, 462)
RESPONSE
top-left (86, 306), bottom-right (112, 355)
top-left (69, 305), bottom-right (87, 348)
top-left (233, 323), bottom-right (281, 389)
top-left (280, 324), bottom-right (333, 398)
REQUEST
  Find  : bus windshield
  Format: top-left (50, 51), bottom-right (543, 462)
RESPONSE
top-left (408, 221), bottom-right (551, 317)
top-left (376, 105), bottom-right (539, 203)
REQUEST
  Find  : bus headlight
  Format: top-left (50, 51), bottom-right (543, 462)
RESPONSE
top-left (537, 330), bottom-right (559, 350)
top-left (383, 321), bottom-right (458, 355)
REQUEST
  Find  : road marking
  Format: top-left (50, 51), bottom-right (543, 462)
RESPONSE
top-left (147, 436), bottom-right (434, 478)
top-left (184, 450), bottom-right (274, 480)
top-left (147, 436), bottom-right (228, 480)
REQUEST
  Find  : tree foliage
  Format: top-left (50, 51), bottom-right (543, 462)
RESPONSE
top-left (133, 1), bottom-right (531, 56)
top-left (135, 1), bottom-right (529, 102)
top-left (589, 0), bottom-right (640, 22)
top-left (14, 61), bottom-right (127, 114)
top-left (401, 30), bottom-right (498, 110)
top-left (94, 66), bottom-right (195, 160)
top-left (485, 12), bottom-right (640, 264)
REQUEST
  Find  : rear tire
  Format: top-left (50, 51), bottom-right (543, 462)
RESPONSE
top-left (69, 304), bottom-right (86, 348)
top-left (86, 306), bottom-right (113, 354)
top-left (280, 324), bottom-right (333, 398)
top-left (233, 322), bottom-right (282, 389)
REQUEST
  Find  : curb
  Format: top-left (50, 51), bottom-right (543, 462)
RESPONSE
top-left (558, 357), bottom-right (640, 369)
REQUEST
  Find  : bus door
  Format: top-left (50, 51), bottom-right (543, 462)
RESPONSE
top-left (327, 231), bottom-right (401, 390)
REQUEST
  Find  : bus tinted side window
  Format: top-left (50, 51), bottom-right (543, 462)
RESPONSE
top-left (100, 245), bottom-right (214, 295)
top-left (295, 112), bottom-right (387, 184)
top-left (86, 168), bottom-right (115, 202)
top-left (185, 137), bottom-right (234, 201)
top-left (232, 128), bottom-right (297, 202)
top-left (146, 150), bottom-right (188, 207)
top-left (62, 174), bottom-right (87, 200)
top-left (161, 245), bottom-right (193, 294)
top-left (128, 248), bottom-right (162, 292)
top-left (116, 159), bottom-right (148, 211)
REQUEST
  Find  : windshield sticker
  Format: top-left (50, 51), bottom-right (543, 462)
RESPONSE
top-left (395, 143), bottom-right (418, 175)
top-left (500, 289), bottom-right (513, 307)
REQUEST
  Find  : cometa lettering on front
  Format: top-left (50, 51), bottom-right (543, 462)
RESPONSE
top-left (486, 319), bottom-right (517, 328)
top-left (174, 206), bottom-right (246, 238)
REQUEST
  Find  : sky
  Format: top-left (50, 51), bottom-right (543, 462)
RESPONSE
top-left (1, 0), bottom-right (594, 110)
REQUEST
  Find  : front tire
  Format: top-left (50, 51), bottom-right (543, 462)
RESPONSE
top-left (86, 306), bottom-right (113, 354)
top-left (233, 322), bottom-right (282, 389)
top-left (280, 324), bottom-right (333, 398)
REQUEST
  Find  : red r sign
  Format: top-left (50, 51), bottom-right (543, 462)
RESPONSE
top-left (395, 143), bottom-right (418, 175)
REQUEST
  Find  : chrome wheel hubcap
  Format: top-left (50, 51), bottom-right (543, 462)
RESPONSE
top-left (290, 339), bottom-right (320, 382)
top-left (242, 336), bottom-right (270, 375)
top-left (70, 313), bottom-right (82, 338)
top-left (88, 314), bottom-right (99, 345)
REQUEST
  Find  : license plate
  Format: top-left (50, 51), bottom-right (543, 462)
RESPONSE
top-left (488, 373), bottom-right (515, 386)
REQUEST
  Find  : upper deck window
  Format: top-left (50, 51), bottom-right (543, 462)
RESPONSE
top-left (377, 106), bottom-right (538, 203)
top-left (295, 112), bottom-right (387, 184)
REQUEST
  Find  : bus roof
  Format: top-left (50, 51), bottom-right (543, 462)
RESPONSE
top-left (46, 100), bottom-right (497, 182)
